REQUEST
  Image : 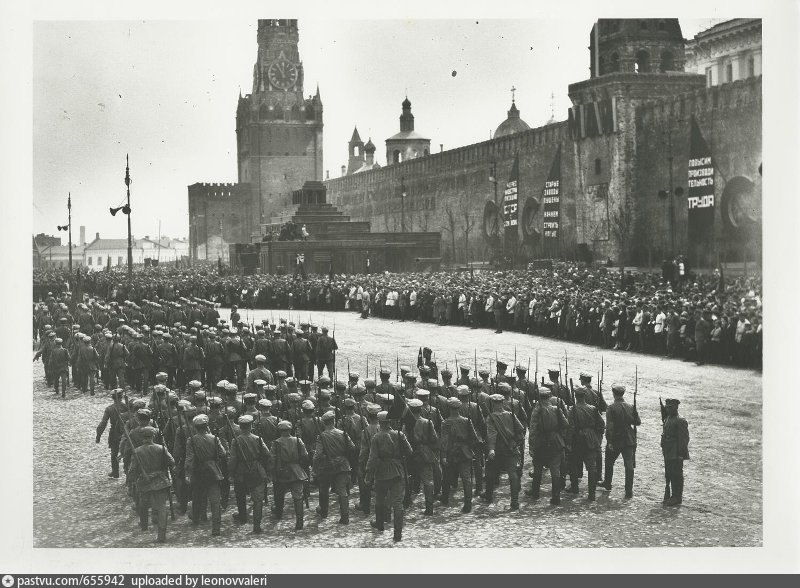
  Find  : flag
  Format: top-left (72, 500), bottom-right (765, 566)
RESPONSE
top-left (687, 116), bottom-right (715, 245)
top-left (542, 147), bottom-right (562, 240)
top-left (503, 153), bottom-right (520, 237)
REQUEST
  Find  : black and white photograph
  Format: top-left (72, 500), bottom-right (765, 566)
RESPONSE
top-left (2, 0), bottom-right (798, 577)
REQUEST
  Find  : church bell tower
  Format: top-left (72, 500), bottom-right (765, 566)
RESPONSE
top-left (236, 19), bottom-right (323, 225)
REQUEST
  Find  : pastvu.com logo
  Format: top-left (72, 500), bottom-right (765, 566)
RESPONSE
top-left (2, 575), bottom-right (15, 587)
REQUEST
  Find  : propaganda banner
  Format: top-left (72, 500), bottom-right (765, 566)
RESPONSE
top-left (542, 147), bottom-right (562, 240)
top-left (503, 153), bottom-right (519, 235)
top-left (687, 116), bottom-right (715, 244)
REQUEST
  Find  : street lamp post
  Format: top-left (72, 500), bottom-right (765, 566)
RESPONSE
top-left (109, 154), bottom-right (133, 277)
top-left (57, 193), bottom-right (73, 273)
top-left (400, 177), bottom-right (407, 232)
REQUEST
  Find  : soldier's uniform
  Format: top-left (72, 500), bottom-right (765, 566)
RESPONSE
top-left (567, 388), bottom-right (605, 499)
top-left (578, 373), bottom-right (607, 482)
top-left (315, 328), bottom-right (337, 378)
top-left (484, 394), bottom-right (525, 509)
top-left (127, 426), bottom-right (175, 543)
top-left (156, 336), bottom-right (178, 389)
top-left (312, 412), bottom-right (356, 524)
top-left (660, 398), bottom-right (689, 506)
top-left (603, 385), bottom-right (641, 498)
top-left (366, 412), bottom-right (413, 542)
top-left (357, 404), bottom-right (382, 514)
top-left (48, 340), bottom-right (70, 397)
top-left (96, 389), bottom-right (130, 478)
top-left (440, 397), bottom-right (479, 513)
top-left (272, 421), bottom-right (309, 530)
top-left (228, 415), bottom-right (273, 534)
top-left (186, 414), bottom-right (228, 535)
top-left (405, 399), bottom-right (439, 515)
top-left (455, 386), bottom-right (486, 496)
top-left (528, 388), bottom-right (569, 504)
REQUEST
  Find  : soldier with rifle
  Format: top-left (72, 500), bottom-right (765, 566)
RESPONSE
top-left (95, 388), bottom-right (130, 478)
top-left (483, 393), bottom-right (525, 510)
top-left (405, 398), bottom-right (439, 516)
top-left (312, 411), bottom-right (356, 524)
top-left (602, 384), bottom-right (641, 498)
top-left (567, 387), bottom-right (605, 500)
top-left (298, 399), bottom-right (321, 508)
top-left (357, 403), bottom-right (382, 514)
top-left (228, 414), bottom-right (273, 534)
top-left (576, 370), bottom-right (607, 483)
top-left (272, 420), bottom-right (309, 530)
top-left (440, 394), bottom-right (480, 513)
top-left (185, 414), bottom-right (228, 536)
top-left (455, 385), bottom-right (486, 498)
top-left (527, 387), bottom-right (569, 504)
top-left (660, 397), bottom-right (690, 506)
top-left (171, 400), bottom-right (196, 515)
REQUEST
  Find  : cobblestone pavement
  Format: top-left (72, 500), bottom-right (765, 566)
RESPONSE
top-left (32, 309), bottom-right (762, 548)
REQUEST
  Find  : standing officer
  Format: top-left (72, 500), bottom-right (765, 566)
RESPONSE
top-left (366, 411), bottom-right (413, 542)
top-left (315, 326), bottom-right (338, 379)
top-left (126, 425), bottom-right (175, 543)
top-left (602, 384), bottom-right (641, 498)
top-left (186, 414), bottom-right (228, 536)
top-left (440, 396), bottom-right (479, 513)
top-left (48, 338), bottom-right (70, 398)
top-left (312, 411), bottom-right (356, 524)
top-left (96, 388), bottom-right (130, 478)
top-left (483, 393), bottom-right (524, 510)
top-left (527, 388), bottom-right (569, 504)
top-left (228, 414), bottom-right (273, 534)
top-left (567, 387), bottom-right (605, 500)
top-left (272, 420), bottom-right (309, 531)
top-left (661, 398), bottom-right (689, 506)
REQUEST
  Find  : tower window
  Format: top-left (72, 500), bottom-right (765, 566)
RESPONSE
top-left (725, 62), bottom-right (733, 82)
top-left (594, 158), bottom-right (602, 175)
top-left (393, 150), bottom-right (401, 164)
top-left (635, 50), bottom-right (649, 73)
top-left (660, 50), bottom-right (674, 72)
top-left (706, 67), bottom-right (713, 87)
top-left (353, 146), bottom-right (360, 157)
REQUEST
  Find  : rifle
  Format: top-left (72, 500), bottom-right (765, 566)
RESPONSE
top-left (513, 346), bottom-right (517, 396)
top-left (633, 365), bottom-right (638, 435)
top-left (396, 356), bottom-right (400, 383)
top-left (569, 377), bottom-right (575, 407)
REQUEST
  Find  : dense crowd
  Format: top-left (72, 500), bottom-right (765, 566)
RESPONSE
top-left (34, 262), bottom-right (762, 370)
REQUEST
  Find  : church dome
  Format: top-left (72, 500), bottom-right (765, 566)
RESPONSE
top-left (495, 101), bottom-right (530, 138)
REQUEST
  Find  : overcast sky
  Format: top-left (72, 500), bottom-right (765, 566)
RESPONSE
top-left (33, 17), bottom-right (719, 241)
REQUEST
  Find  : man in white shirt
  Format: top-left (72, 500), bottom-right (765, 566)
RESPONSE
top-left (632, 304), bottom-right (644, 351)
top-left (458, 292), bottom-right (468, 325)
top-left (506, 292), bottom-right (517, 332)
top-left (654, 306), bottom-right (666, 355)
top-left (409, 289), bottom-right (417, 321)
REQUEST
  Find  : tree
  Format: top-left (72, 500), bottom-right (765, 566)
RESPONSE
top-left (442, 204), bottom-right (458, 264)
top-left (610, 196), bottom-right (635, 266)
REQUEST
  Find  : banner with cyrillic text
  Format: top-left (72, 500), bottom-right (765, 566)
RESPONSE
top-left (542, 147), bottom-right (561, 240)
top-left (687, 116), bottom-right (715, 244)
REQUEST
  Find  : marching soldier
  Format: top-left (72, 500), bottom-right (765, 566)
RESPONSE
top-left (182, 336), bottom-right (205, 387)
top-left (374, 368), bottom-right (394, 399)
top-left (96, 388), bottom-right (130, 478)
top-left (513, 365), bottom-right (538, 417)
top-left (228, 414), bottom-right (273, 534)
top-left (456, 385), bottom-right (486, 497)
top-left (483, 393), bottom-right (524, 510)
top-left (272, 420), bottom-right (309, 531)
top-left (406, 398), bottom-right (439, 516)
top-left (602, 384), bottom-right (641, 498)
top-left (246, 355), bottom-right (274, 396)
top-left (661, 398), bottom-right (689, 506)
top-left (185, 414), bottom-right (228, 535)
top-left (528, 388), bottom-right (569, 504)
top-left (171, 401), bottom-right (195, 515)
top-left (340, 398), bottom-right (367, 486)
top-left (547, 367), bottom-right (573, 407)
top-left (312, 411), bottom-right (356, 524)
top-left (358, 403), bottom-right (381, 514)
top-left (315, 326), bottom-right (338, 378)
top-left (440, 395), bottom-right (479, 513)
top-left (567, 387), bottom-right (605, 500)
top-left (156, 332), bottom-right (178, 389)
top-left (48, 337), bottom-right (70, 398)
top-left (577, 372), bottom-right (607, 483)
top-left (365, 411), bottom-right (413, 542)
top-left (127, 425), bottom-right (175, 543)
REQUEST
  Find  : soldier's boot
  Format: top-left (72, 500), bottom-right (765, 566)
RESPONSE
top-left (392, 509), bottom-right (403, 543)
top-left (665, 477), bottom-right (683, 506)
top-left (624, 469), bottom-right (634, 498)
top-left (567, 476), bottom-right (579, 494)
top-left (272, 493), bottom-right (284, 520)
top-left (109, 454), bottom-right (120, 478)
top-left (316, 488), bottom-right (329, 518)
top-left (550, 478), bottom-right (561, 506)
top-left (156, 527), bottom-right (166, 543)
top-left (361, 494), bottom-right (371, 515)
top-left (338, 496), bottom-right (349, 525)
top-left (438, 483), bottom-right (449, 506)
top-left (596, 452), bottom-right (604, 484)
top-left (139, 509), bottom-right (148, 531)
top-left (370, 506), bottom-right (385, 532)
top-left (233, 491), bottom-right (247, 524)
top-left (587, 472), bottom-right (597, 502)
top-left (601, 465), bottom-right (613, 491)
top-left (473, 471), bottom-right (483, 497)
top-left (424, 485), bottom-right (434, 516)
top-left (663, 481), bottom-right (672, 504)
top-left (293, 498), bottom-right (304, 531)
top-left (252, 501), bottom-right (263, 534)
top-left (156, 510), bottom-right (167, 543)
top-left (211, 520), bottom-right (220, 536)
top-left (525, 470), bottom-right (541, 498)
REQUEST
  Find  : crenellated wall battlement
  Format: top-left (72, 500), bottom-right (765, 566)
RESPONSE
top-left (187, 182), bottom-right (252, 201)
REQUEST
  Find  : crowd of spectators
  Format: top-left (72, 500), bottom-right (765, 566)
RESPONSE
top-left (33, 261), bottom-right (762, 370)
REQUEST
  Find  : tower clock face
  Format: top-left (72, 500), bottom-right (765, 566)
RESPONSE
top-left (267, 59), bottom-right (298, 90)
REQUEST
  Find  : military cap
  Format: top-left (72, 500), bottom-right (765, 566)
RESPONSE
top-left (244, 393), bottom-right (257, 401)
top-left (515, 365), bottom-right (527, 373)
top-left (440, 369), bottom-right (453, 379)
top-left (318, 375), bottom-right (331, 386)
top-left (225, 406), bottom-right (238, 417)
top-left (286, 392), bottom-right (302, 403)
top-left (318, 389), bottom-right (332, 399)
top-left (427, 378), bottom-right (439, 388)
top-left (548, 368), bottom-right (560, 375)
top-left (391, 383), bottom-right (403, 393)
top-left (155, 371), bottom-right (168, 380)
top-left (364, 379), bottom-right (376, 388)
top-left (193, 391), bottom-right (207, 401)
top-left (253, 379), bottom-right (267, 387)
top-left (137, 408), bottom-right (152, 418)
top-left (48, 332), bottom-right (56, 338)
top-left (407, 398), bottom-right (423, 409)
top-left (579, 372), bottom-right (592, 380)
top-left (447, 397), bottom-right (463, 409)
top-left (131, 398), bottom-right (148, 409)
top-left (188, 380), bottom-right (202, 388)
top-left (348, 372), bottom-right (360, 380)
top-left (154, 384), bottom-right (167, 394)
top-left (611, 385), bottom-right (626, 396)
top-left (225, 383), bottom-right (238, 393)
top-left (209, 397), bottom-right (223, 406)
top-left (275, 370), bottom-right (287, 378)
top-left (415, 389), bottom-right (430, 398)
top-left (216, 380), bottom-right (229, 389)
top-left (162, 333), bottom-right (171, 340)
top-left (334, 380), bottom-right (347, 390)
top-left (574, 387), bottom-right (586, 397)
top-left (258, 399), bottom-right (273, 408)
top-left (59, 317), bottom-right (68, 322)
top-left (54, 337), bottom-right (63, 344)
top-left (264, 384), bottom-right (277, 394)
top-left (377, 411), bottom-right (390, 422)
top-left (277, 420), bottom-right (293, 431)
top-left (110, 388), bottom-right (125, 398)
top-left (299, 380), bottom-right (312, 388)
top-left (496, 361), bottom-right (508, 369)
top-left (352, 385), bottom-right (366, 396)
top-left (379, 367), bottom-right (391, 376)
top-left (456, 385), bottom-right (471, 397)
top-left (254, 354), bottom-right (267, 362)
top-left (321, 411), bottom-right (336, 423)
top-left (399, 365), bottom-right (411, 373)
top-left (367, 404), bottom-right (382, 416)
top-left (665, 398), bottom-right (680, 406)
top-left (321, 326), bottom-right (329, 332)
top-left (478, 368), bottom-right (490, 377)
top-left (139, 426), bottom-right (158, 439)
top-left (404, 373), bottom-right (417, 381)
top-left (193, 414), bottom-right (209, 426)
top-left (301, 400), bottom-right (315, 411)
top-left (498, 382), bottom-right (513, 394)
top-left (377, 393), bottom-right (394, 403)
top-left (489, 393), bottom-right (505, 402)
top-left (238, 415), bottom-right (253, 425)
top-left (343, 398), bottom-right (356, 408)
